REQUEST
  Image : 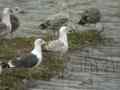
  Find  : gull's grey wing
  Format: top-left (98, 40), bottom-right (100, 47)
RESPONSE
top-left (45, 40), bottom-right (65, 52)
top-left (10, 14), bottom-right (20, 33)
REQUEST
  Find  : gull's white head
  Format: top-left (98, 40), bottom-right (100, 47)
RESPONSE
top-left (3, 8), bottom-right (11, 14)
top-left (34, 38), bottom-right (46, 47)
top-left (14, 7), bottom-right (21, 12)
top-left (59, 26), bottom-right (68, 33)
top-left (11, 7), bottom-right (25, 14)
top-left (59, 26), bottom-right (73, 34)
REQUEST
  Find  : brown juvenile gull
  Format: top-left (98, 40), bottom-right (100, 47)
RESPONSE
top-left (78, 8), bottom-right (101, 25)
top-left (0, 38), bottom-right (45, 73)
top-left (44, 26), bottom-right (71, 54)
top-left (78, 8), bottom-right (104, 33)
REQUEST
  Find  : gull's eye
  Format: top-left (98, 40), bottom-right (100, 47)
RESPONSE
top-left (9, 9), bottom-right (13, 13)
top-left (40, 40), bottom-right (43, 43)
top-left (15, 7), bottom-right (19, 11)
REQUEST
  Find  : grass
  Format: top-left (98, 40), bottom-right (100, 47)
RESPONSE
top-left (68, 30), bottom-right (105, 48)
top-left (0, 37), bottom-right (35, 60)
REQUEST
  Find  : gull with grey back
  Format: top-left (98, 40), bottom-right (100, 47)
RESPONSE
top-left (44, 26), bottom-right (70, 54)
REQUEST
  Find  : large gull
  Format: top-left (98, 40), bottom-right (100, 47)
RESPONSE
top-left (0, 7), bottom-right (22, 39)
top-left (44, 26), bottom-right (71, 54)
top-left (0, 38), bottom-right (45, 71)
top-left (9, 7), bottom-right (23, 35)
top-left (9, 7), bottom-right (25, 31)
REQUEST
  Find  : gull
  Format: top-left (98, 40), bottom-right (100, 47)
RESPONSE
top-left (78, 8), bottom-right (104, 33)
top-left (0, 7), bottom-right (22, 39)
top-left (78, 8), bottom-right (101, 25)
top-left (9, 7), bottom-right (25, 34)
top-left (44, 26), bottom-right (71, 54)
top-left (0, 8), bottom-right (12, 38)
top-left (0, 38), bottom-right (45, 71)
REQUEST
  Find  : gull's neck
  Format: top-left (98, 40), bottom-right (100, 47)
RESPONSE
top-left (2, 11), bottom-right (11, 30)
top-left (31, 45), bottom-right (42, 59)
top-left (59, 31), bottom-right (68, 47)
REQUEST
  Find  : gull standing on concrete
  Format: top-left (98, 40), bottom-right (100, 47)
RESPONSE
top-left (9, 7), bottom-right (25, 32)
top-left (0, 7), bottom-right (23, 39)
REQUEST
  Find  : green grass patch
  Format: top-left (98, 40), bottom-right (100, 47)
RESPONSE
top-left (68, 30), bottom-right (104, 48)
top-left (0, 37), bottom-right (35, 60)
